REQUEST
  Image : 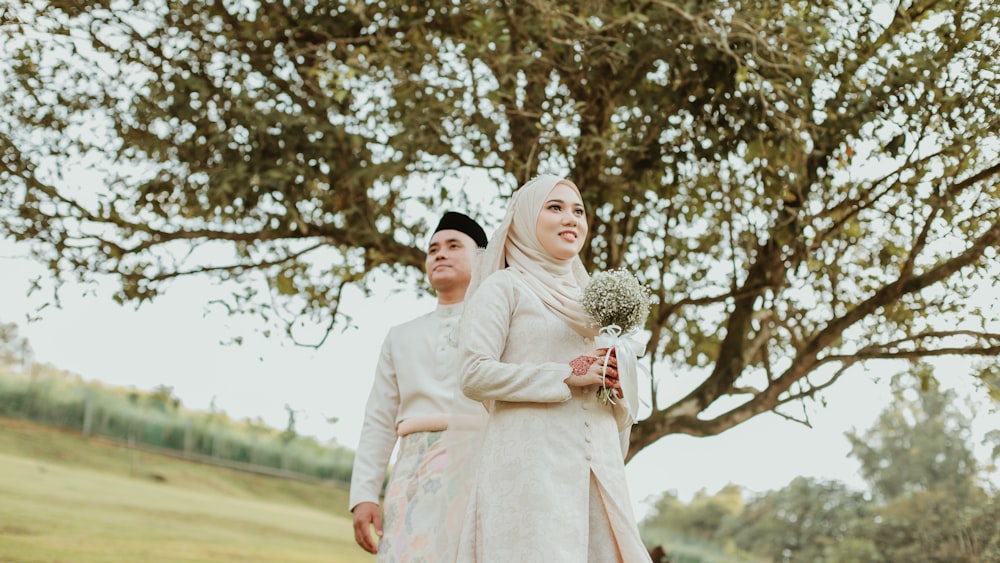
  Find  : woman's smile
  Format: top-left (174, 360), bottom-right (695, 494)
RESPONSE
top-left (536, 182), bottom-right (588, 260)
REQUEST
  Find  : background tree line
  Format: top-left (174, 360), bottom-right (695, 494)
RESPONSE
top-left (2, 0), bottom-right (999, 460)
top-left (640, 371), bottom-right (1000, 563)
top-left (0, 320), bottom-right (355, 483)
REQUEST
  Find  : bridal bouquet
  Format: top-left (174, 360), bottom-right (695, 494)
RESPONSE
top-left (580, 269), bottom-right (654, 412)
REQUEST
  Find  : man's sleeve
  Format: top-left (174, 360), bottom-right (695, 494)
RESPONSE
top-left (348, 331), bottom-right (401, 510)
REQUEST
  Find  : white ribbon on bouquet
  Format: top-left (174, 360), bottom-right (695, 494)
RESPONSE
top-left (595, 324), bottom-right (650, 427)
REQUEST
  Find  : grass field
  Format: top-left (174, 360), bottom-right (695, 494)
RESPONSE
top-left (0, 417), bottom-right (374, 563)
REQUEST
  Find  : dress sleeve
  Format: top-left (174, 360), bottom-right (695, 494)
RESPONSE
top-left (348, 331), bottom-right (400, 510)
top-left (618, 426), bottom-right (632, 459)
top-left (459, 272), bottom-right (573, 404)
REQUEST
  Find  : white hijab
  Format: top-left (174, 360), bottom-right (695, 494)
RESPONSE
top-left (468, 174), bottom-right (598, 338)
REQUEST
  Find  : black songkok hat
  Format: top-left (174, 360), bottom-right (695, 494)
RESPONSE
top-left (433, 211), bottom-right (488, 248)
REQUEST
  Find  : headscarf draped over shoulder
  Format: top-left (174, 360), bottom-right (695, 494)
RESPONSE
top-left (467, 174), bottom-right (597, 338)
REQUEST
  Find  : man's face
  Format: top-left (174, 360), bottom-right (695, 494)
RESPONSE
top-left (425, 229), bottom-right (477, 293)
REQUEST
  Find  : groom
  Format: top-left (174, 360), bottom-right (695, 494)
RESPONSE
top-left (349, 211), bottom-right (488, 560)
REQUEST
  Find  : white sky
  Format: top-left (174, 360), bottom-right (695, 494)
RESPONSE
top-left (1, 237), bottom-right (997, 519)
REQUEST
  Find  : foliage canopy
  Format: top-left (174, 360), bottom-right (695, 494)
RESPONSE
top-left (2, 0), bottom-right (999, 457)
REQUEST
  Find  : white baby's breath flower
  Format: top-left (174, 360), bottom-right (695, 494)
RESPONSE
top-left (580, 269), bottom-right (654, 333)
top-left (580, 269), bottom-right (655, 405)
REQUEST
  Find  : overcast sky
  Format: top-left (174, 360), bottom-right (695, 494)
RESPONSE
top-left (2, 237), bottom-right (997, 518)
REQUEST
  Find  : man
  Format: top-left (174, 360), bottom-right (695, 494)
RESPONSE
top-left (349, 211), bottom-right (488, 560)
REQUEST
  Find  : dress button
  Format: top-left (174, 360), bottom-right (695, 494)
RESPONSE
top-left (581, 403), bottom-right (588, 410)
top-left (584, 421), bottom-right (590, 428)
top-left (585, 454), bottom-right (592, 461)
top-left (584, 436), bottom-right (591, 444)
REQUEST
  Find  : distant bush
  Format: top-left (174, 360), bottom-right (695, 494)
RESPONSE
top-left (0, 362), bottom-right (354, 484)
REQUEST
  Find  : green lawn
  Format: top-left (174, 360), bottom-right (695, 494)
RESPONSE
top-left (0, 417), bottom-right (374, 563)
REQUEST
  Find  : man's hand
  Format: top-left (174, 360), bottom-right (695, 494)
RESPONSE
top-left (352, 502), bottom-right (382, 554)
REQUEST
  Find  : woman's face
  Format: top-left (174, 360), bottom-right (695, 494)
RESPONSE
top-left (535, 182), bottom-right (587, 260)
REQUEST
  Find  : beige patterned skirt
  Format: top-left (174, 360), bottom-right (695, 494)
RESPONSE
top-left (378, 430), bottom-right (448, 562)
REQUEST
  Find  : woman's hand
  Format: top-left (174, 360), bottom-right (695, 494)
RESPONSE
top-left (566, 347), bottom-right (620, 392)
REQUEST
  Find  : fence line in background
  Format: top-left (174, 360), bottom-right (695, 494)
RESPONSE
top-left (102, 433), bottom-right (350, 489)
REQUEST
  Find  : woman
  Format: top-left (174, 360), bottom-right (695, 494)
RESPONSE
top-left (452, 174), bottom-right (652, 562)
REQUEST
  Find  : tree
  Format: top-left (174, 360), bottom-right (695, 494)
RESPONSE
top-left (713, 375), bottom-right (999, 562)
top-left (642, 484), bottom-right (745, 542)
top-left (718, 477), bottom-right (874, 562)
top-left (846, 371), bottom-right (1000, 562)
top-left (871, 487), bottom-right (999, 563)
top-left (0, 320), bottom-right (33, 368)
top-left (846, 370), bottom-right (979, 503)
top-left (2, 0), bottom-right (999, 458)
top-left (147, 384), bottom-right (181, 411)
